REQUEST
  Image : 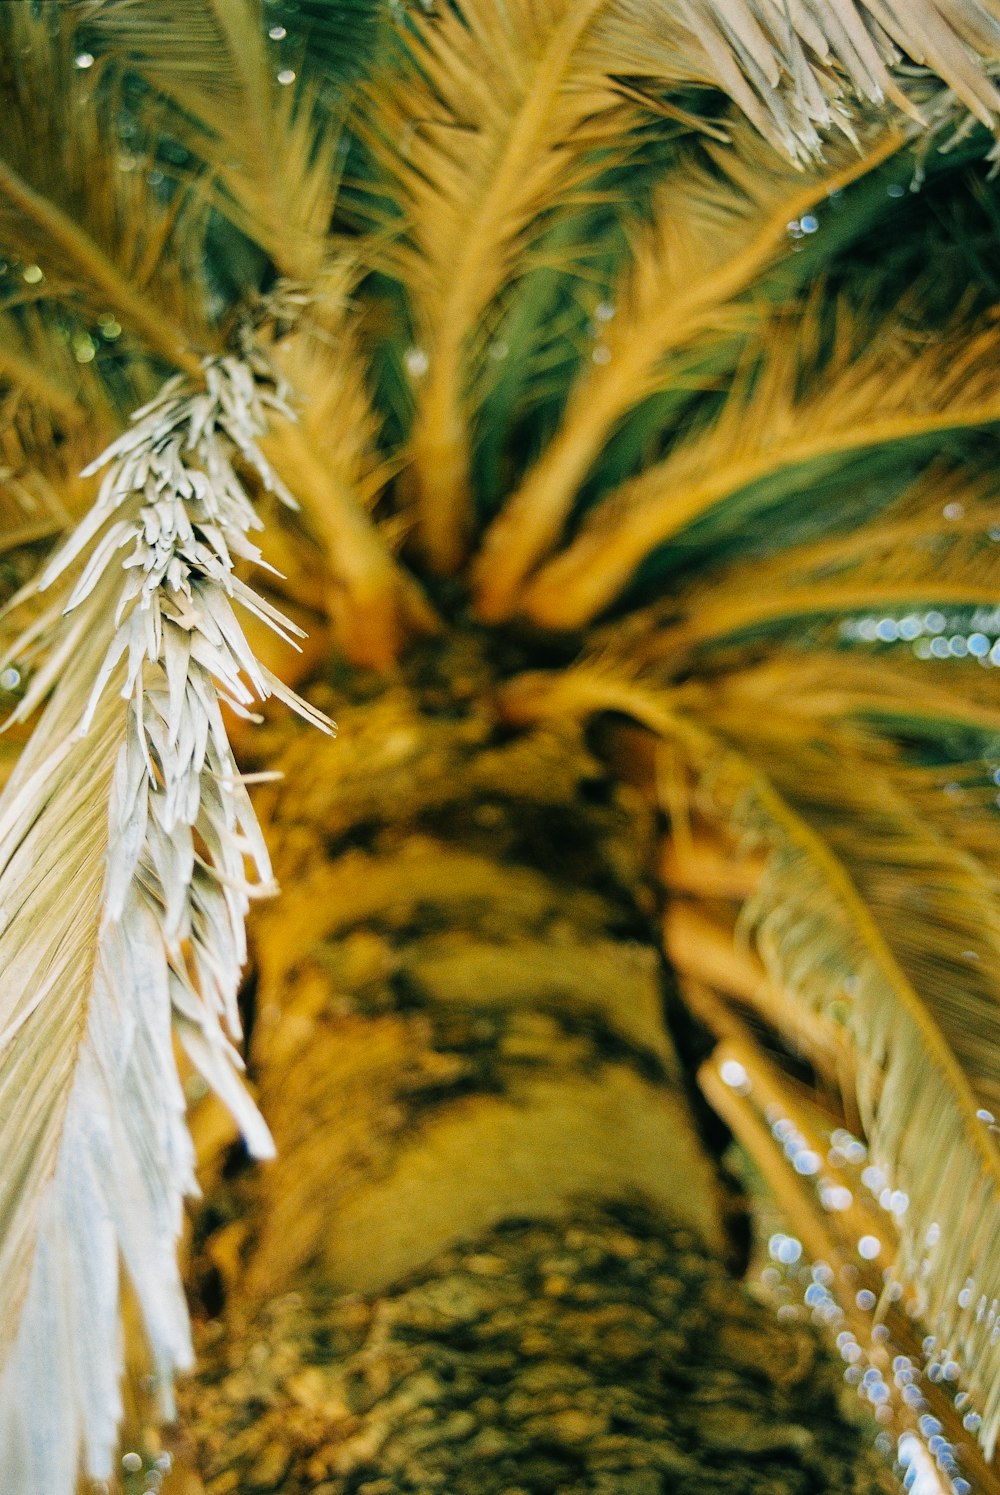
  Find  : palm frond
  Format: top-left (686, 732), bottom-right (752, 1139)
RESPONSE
top-left (0, 431), bottom-right (92, 556)
top-left (0, 355), bottom-right (333, 1492)
top-left (500, 661), bottom-right (1000, 1456)
top-left (647, 1), bottom-right (1000, 161)
top-left (0, 634), bottom-right (144, 1491)
top-left (702, 702), bottom-right (1000, 1110)
top-left (521, 296), bottom-right (1000, 627)
top-left (262, 305), bottom-right (439, 666)
top-left (74, 0), bottom-right (342, 281)
top-left (0, 306), bottom-right (96, 427)
top-left (0, 4), bottom-right (427, 663)
top-left (697, 1034), bottom-right (1000, 1495)
top-left (0, 7), bottom-right (212, 373)
top-left (648, 464), bottom-right (1000, 654)
top-left (471, 122), bottom-right (906, 619)
top-left (366, 0), bottom-right (636, 569)
top-left (382, 0), bottom-right (1000, 577)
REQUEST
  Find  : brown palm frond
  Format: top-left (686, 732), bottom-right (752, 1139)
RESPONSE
top-left (520, 299), bottom-right (1000, 628)
top-left (471, 122), bottom-right (905, 620)
top-left (0, 430), bottom-right (96, 557)
top-left (0, 329), bottom-right (120, 556)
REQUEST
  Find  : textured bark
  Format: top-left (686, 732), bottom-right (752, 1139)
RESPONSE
top-left (174, 634), bottom-right (887, 1494)
top-left (184, 1204), bottom-right (888, 1495)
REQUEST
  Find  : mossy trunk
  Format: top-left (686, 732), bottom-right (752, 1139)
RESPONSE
top-left (172, 633), bottom-right (887, 1495)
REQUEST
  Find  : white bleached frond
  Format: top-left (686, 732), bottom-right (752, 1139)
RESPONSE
top-left (0, 354), bottom-right (332, 1494)
top-left (651, 1), bottom-right (1000, 162)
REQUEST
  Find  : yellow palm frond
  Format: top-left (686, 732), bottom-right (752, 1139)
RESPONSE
top-left (381, 0), bottom-right (1000, 578)
top-left (648, 465), bottom-right (1000, 654)
top-left (0, 7), bottom-right (211, 373)
top-left (0, 426), bottom-right (102, 556)
top-left (76, 0), bottom-right (340, 281)
top-left (688, 649), bottom-right (1000, 734)
top-left (262, 307), bottom-right (438, 666)
top-left (369, 0), bottom-right (640, 570)
top-left (471, 122), bottom-right (905, 619)
top-left (500, 661), bottom-right (1000, 1454)
top-left (521, 300), bottom-right (1000, 627)
top-left (688, 645), bottom-right (1000, 876)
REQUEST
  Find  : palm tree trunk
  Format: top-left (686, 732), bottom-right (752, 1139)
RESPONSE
top-left (173, 631), bottom-right (887, 1495)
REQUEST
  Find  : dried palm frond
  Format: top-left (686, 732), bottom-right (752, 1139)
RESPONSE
top-left (0, 0), bottom-right (426, 663)
top-left (644, 1), bottom-right (1000, 162)
top-left (6, 0), bottom-right (1000, 1487)
top-left (521, 297), bottom-right (1000, 627)
top-left (500, 661), bottom-right (1000, 1456)
top-left (0, 355), bottom-right (331, 1494)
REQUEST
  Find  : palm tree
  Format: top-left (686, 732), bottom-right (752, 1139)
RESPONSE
top-left (4, 3), bottom-right (1000, 1492)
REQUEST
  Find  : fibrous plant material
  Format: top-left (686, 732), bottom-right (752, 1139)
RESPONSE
top-left (0, 355), bottom-right (330, 1494)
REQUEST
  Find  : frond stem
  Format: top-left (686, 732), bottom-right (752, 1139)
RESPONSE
top-left (669, 580), bottom-right (1000, 652)
top-left (408, 0), bottom-right (612, 573)
top-left (262, 417), bottom-right (437, 668)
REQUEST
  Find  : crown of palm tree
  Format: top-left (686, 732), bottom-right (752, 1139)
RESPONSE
top-left (4, 2), bottom-right (1000, 1491)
